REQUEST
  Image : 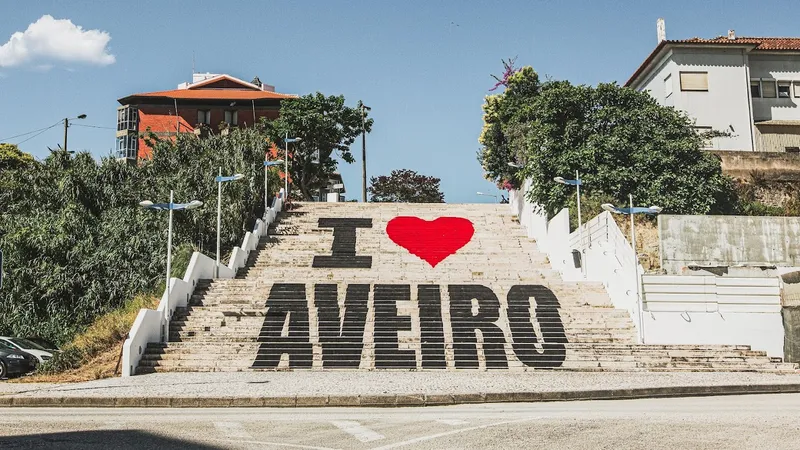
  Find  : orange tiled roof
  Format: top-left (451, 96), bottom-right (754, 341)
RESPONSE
top-left (124, 89), bottom-right (296, 102)
top-left (626, 36), bottom-right (800, 87)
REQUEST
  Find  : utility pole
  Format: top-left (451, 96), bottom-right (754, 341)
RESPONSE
top-left (62, 114), bottom-right (87, 152)
top-left (63, 118), bottom-right (69, 152)
top-left (359, 102), bottom-right (371, 202)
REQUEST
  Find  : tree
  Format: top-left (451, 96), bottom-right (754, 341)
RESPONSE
top-left (264, 93), bottom-right (372, 200)
top-left (0, 143), bottom-right (35, 171)
top-left (478, 65), bottom-right (733, 215)
top-left (0, 128), bottom-right (276, 344)
top-left (369, 169), bottom-right (445, 203)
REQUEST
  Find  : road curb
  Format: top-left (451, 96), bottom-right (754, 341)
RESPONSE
top-left (3, 383), bottom-right (800, 407)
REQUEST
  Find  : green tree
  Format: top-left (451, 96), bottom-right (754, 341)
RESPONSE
top-left (478, 65), bottom-right (733, 215)
top-left (264, 93), bottom-right (371, 200)
top-left (0, 143), bottom-right (36, 171)
top-left (369, 169), bottom-right (445, 203)
top-left (0, 128), bottom-right (277, 344)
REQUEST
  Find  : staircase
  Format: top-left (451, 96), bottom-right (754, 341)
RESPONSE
top-left (137, 203), bottom-right (797, 373)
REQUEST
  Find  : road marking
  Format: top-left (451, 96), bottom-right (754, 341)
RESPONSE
top-left (214, 421), bottom-right (253, 440)
top-left (204, 438), bottom-right (334, 450)
top-left (372, 416), bottom-right (541, 449)
top-left (331, 420), bottom-right (385, 443)
top-left (436, 419), bottom-right (469, 426)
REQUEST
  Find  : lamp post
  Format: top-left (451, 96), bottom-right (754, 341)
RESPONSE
top-left (476, 191), bottom-right (498, 202)
top-left (359, 101), bottom-right (371, 202)
top-left (554, 172), bottom-right (584, 275)
top-left (215, 169), bottom-right (244, 279)
top-left (284, 132), bottom-right (302, 201)
top-left (601, 197), bottom-right (662, 344)
top-left (139, 191), bottom-right (203, 341)
top-left (264, 159), bottom-right (284, 215)
top-left (63, 114), bottom-right (87, 152)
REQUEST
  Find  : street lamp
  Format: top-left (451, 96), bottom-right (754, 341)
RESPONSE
top-left (476, 191), bottom-right (498, 202)
top-left (264, 159), bottom-right (284, 214)
top-left (215, 169), bottom-right (244, 278)
top-left (602, 195), bottom-right (662, 343)
top-left (63, 114), bottom-right (87, 152)
top-left (139, 191), bottom-right (203, 340)
top-left (554, 172), bottom-right (585, 273)
top-left (284, 132), bottom-right (302, 201)
top-left (507, 162), bottom-right (522, 169)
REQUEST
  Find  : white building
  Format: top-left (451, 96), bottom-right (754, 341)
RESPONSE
top-left (626, 21), bottom-right (800, 153)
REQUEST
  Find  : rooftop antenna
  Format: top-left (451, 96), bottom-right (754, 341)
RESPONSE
top-left (192, 50), bottom-right (196, 75)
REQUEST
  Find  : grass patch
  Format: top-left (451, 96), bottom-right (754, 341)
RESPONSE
top-left (13, 293), bottom-right (159, 383)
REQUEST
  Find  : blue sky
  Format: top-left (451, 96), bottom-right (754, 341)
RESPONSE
top-left (1, 0), bottom-right (797, 203)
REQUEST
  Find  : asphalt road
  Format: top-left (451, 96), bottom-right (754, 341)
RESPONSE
top-left (2, 394), bottom-right (800, 449)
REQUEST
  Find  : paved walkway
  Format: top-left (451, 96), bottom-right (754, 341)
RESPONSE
top-left (2, 372), bottom-right (800, 403)
top-left (3, 394), bottom-right (800, 449)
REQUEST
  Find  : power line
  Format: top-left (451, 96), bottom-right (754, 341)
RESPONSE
top-left (15, 123), bottom-right (61, 145)
top-left (0, 120), bottom-right (63, 142)
top-left (73, 123), bottom-right (116, 130)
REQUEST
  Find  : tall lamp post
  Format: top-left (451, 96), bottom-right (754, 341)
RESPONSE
top-left (602, 197), bottom-right (662, 344)
top-left (215, 169), bottom-right (244, 278)
top-left (63, 114), bottom-right (87, 152)
top-left (554, 172), bottom-right (584, 274)
top-left (284, 132), bottom-right (302, 201)
top-left (264, 159), bottom-right (284, 215)
top-left (139, 191), bottom-right (203, 340)
top-left (359, 101), bottom-right (371, 202)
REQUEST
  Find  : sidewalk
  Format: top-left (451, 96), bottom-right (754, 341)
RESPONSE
top-left (2, 371), bottom-right (800, 407)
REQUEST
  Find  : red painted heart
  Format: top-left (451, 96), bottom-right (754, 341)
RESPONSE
top-left (386, 217), bottom-right (475, 267)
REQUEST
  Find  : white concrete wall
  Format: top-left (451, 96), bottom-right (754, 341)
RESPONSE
top-left (749, 54), bottom-right (800, 121)
top-left (510, 180), bottom-right (786, 356)
top-left (671, 47), bottom-right (754, 151)
top-left (642, 275), bottom-right (784, 357)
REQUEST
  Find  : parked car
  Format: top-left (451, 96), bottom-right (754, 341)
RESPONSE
top-left (24, 337), bottom-right (59, 352)
top-left (0, 337), bottom-right (53, 364)
top-left (0, 340), bottom-right (37, 378)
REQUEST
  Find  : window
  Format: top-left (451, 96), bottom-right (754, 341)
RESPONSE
top-left (197, 110), bottom-right (211, 125)
top-left (794, 82), bottom-right (800, 98)
top-left (116, 106), bottom-right (138, 132)
top-left (750, 80), bottom-right (761, 98)
top-left (778, 82), bottom-right (791, 98)
top-left (224, 110), bottom-right (238, 126)
top-left (680, 72), bottom-right (708, 91)
top-left (761, 80), bottom-right (777, 98)
top-left (786, 147), bottom-right (800, 153)
top-left (664, 74), bottom-right (673, 98)
top-left (116, 135), bottom-right (138, 159)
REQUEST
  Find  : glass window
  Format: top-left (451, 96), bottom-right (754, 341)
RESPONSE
top-left (762, 80), bottom-right (777, 98)
top-left (794, 82), bottom-right (800, 98)
top-left (224, 110), bottom-right (238, 126)
top-left (116, 135), bottom-right (138, 159)
top-left (750, 80), bottom-right (761, 98)
top-left (680, 72), bottom-right (708, 91)
top-left (779, 82), bottom-right (792, 98)
top-left (197, 110), bottom-right (211, 125)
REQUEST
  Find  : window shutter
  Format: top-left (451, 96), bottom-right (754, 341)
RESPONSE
top-left (680, 72), bottom-right (708, 91)
top-left (762, 80), bottom-right (777, 98)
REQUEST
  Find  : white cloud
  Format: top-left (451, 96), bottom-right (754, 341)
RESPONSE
top-left (0, 15), bottom-right (115, 68)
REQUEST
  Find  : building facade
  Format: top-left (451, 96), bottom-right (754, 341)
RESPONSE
top-left (116, 73), bottom-right (295, 159)
top-left (627, 24), bottom-right (800, 153)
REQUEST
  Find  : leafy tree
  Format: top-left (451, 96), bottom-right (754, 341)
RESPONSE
top-left (0, 143), bottom-right (35, 171)
top-left (369, 169), bottom-right (445, 203)
top-left (0, 128), bottom-right (277, 344)
top-left (264, 93), bottom-right (372, 200)
top-left (478, 65), bottom-right (733, 215)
